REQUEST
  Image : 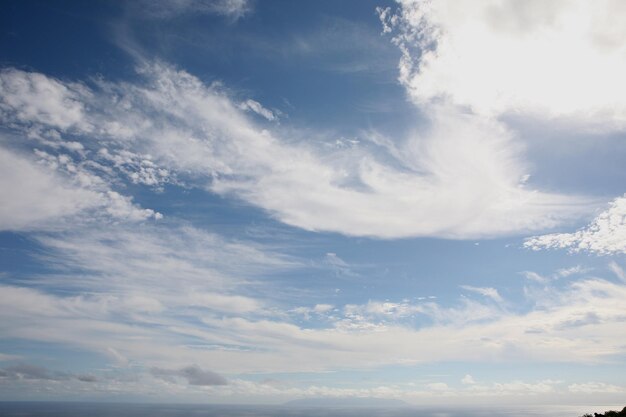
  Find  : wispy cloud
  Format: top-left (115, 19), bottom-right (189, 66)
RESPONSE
top-left (130, 0), bottom-right (252, 20)
top-left (33, 223), bottom-right (294, 291)
top-left (608, 261), bottom-right (626, 283)
top-left (460, 285), bottom-right (504, 304)
top-left (0, 64), bottom-right (590, 238)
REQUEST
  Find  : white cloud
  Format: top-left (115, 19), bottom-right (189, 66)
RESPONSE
top-left (568, 382), bottom-right (624, 394)
top-left (0, 89), bottom-right (162, 232)
top-left (0, 64), bottom-right (589, 239)
top-left (521, 271), bottom-right (548, 284)
top-left (313, 304), bottom-right (334, 314)
top-left (488, 380), bottom-right (558, 395)
top-left (521, 266), bottom-right (590, 286)
top-left (426, 382), bottom-right (449, 391)
top-left (555, 265), bottom-right (588, 278)
top-left (33, 223), bottom-right (295, 294)
top-left (384, 0), bottom-right (626, 129)
top-left (462, 374), bottom-right (476, 385)
top-left (608, 261), bottom-right (626, 283)
top-left (239, 99), bottom-right (277, 121)
top-left (0, 220), bottom-right (294, 377)
top-left (0, 221), bottom-right (296, 371)
top-left (222, 105), bottom-right (587, 239)
top-left (0, 69), bottom-right (89, 131)
top-left (31, 148), bottom-right (162, 223)
top-left (188, 293), bottom-right (262, 314)
top-left (96, 148), bottom-right (173, 188)
top-left (133, 0), bottom-right (252, 20)
top-left (525, 195), bottom-right (626, 254)
top-left (291, 303), bottom-right (334, 320)
top-left (324, 252), bottom-right (357, 276)
top-left (460, 285), bottom-right (504, 304)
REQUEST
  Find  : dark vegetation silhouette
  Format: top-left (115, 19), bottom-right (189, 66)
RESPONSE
top-left (580, 407), bottom-right (626, 417)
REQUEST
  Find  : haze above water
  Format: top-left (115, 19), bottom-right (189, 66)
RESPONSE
top-left (0, 403), bottom-right (617, 417)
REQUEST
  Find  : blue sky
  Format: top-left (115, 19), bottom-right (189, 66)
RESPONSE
top-left (1, 0), bottom-right (626, 407)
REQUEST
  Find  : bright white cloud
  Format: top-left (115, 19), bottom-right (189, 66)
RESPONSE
top-left (525, 195), bottom-right (626, 254)
top-left (383, 0), bottom-right (626, 129)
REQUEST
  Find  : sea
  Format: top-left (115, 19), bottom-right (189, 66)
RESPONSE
top-left (0, 402), bottom-right (615, 417)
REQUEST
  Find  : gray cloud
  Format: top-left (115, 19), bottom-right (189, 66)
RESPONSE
top-left (150, 365), bottom-right (228, 386)
top-left (76, 374), bottom-right (99, 383)
top-left (1, 363), bottom-right (69, 381)
top-left (556, 312), bottom-right (602, 330)
top-left (0, 363), bottom-right (99, 383)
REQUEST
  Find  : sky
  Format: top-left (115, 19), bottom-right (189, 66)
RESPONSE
top-left (0, 0), bottom-right (626, 408)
